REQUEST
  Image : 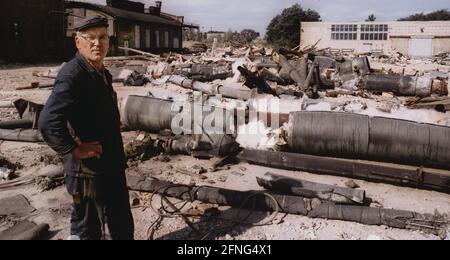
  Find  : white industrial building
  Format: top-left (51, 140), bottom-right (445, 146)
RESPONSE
top-left (300, 21), bottom-right (450, 58)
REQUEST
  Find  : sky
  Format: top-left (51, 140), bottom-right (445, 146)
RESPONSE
top-left (83, 0), bottom-right (450, 35)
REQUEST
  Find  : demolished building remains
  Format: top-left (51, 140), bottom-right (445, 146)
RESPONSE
top-left (1, 17), bottom-right (450, 240)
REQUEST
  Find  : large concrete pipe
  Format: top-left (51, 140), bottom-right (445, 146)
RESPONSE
top-left (287, 111), bottom-right (450, 170)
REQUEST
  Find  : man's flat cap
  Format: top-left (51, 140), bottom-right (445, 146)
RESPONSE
top-left (74, 16), bottom-right (109, 31)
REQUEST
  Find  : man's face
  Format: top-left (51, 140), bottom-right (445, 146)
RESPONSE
top-left (75, 27), bottom-right (109, 64)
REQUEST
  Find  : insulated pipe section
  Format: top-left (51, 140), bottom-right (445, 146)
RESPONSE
top-left (0, 119), bottom-right (34, 130)
top-left (122, 95), bottom-right (236, 135)
top-left (122, 95), bottom-right (180, 132)
top-left (337, 56), bottom-right (372, 76)
top-left (0, 129), bottom-right (43, 143)
top-left (314, 56), bottom-right (371, 88)
top-left (287, 111), bottom-right (450, 170)
top-left (168, 75), bottom-right (252, 100)
top-left (363, 74), bottom-right (433, 97)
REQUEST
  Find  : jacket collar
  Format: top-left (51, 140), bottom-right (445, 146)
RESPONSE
top-left (76, 52), bottom-right (98, 74)
top-left (75, 52), bottom-right (112, 83)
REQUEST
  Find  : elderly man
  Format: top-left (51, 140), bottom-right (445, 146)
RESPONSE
top-left (38, 16), bottom-right (134, 240)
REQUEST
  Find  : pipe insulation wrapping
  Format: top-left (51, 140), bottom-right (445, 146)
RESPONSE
top-left (123, 95), bottom-right (180, 132)
top-left (122, 95), bottom-right (236, 135)
top-left (287, 111), bottom-right (450, 170)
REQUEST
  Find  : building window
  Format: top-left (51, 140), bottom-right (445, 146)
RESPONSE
top-left (331, 24), bottom-right (358, 40)
top-left (155, 30), bottom-right (160, 48)
top-left (164, 31), bottom-right (169, 48)
top-left (173, 37), bottom-right (180, 49)
top-left (362, 24), bottom-right (388, 31)
top-left (135, 25), bottom-right (140, 49)
top-left (360, 32), bottom-right (388, 41)
top-left (146, 29), bottom-right (151, 48)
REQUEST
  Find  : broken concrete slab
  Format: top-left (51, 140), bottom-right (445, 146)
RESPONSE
top-left (257, 172), bottom-right (366, 205)
top-left (0, 220), bottom-right (49, 240)
top-left (0, 195), bottom-right (36, 217)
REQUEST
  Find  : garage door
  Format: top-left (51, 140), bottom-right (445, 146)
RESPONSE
top-left (409, 37), bottom-right (433, 58)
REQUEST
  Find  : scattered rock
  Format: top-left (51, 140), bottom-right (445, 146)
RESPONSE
top-left (230, 171), bottom-right (244, 177)
top-left (0, 167), bottom-right (13, 181)
top-left (218, 176), bottom-right (227, 182)
top-left (370, 200), bottom-right (384, 208)
top-left (239, 166), bottom-right (247, 172)
top-left (367, 235), bottom-right (382, 240)
top-left (345, 180), bottom-right (360, 189)
top-left (0, 156), bottom-right (22, 171)
top-left (192, 165), bottom-right (207, 175)
top-left (129, 192), bottom-right (141, 206)
top-left (39, 154), bottom-right (61, 166)
top-left (225, 234), bottom-right (234, 240)
top-left (154, 155), bottom-right (171, 163)
top-left (376, 102), bottom-right (393, 113)
top-left (0, 195), bottom-right (36, 216)
top-left (34, 175), bottom-right (64, 192)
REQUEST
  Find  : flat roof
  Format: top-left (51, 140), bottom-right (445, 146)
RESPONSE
top-left (302, 21), bottom-right (450, 25)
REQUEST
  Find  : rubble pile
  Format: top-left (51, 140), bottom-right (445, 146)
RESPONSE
top-left (1, 43), bottom-right (450, 240)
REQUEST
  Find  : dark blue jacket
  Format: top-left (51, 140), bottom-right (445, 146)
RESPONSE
top-left (38, 53), bottom-right (126, 177)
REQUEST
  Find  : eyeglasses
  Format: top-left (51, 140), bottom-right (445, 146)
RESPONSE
top-left (79, 33), bottom-right (109, 44)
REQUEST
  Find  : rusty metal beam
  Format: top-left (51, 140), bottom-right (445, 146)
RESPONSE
top-left (238, 149), bottom-right (450, 194)
top-left (126, 175), bottom-right (448, 236)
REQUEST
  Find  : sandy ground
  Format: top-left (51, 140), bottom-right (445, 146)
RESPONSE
top-left (1, 62), bottom-right (449, 240)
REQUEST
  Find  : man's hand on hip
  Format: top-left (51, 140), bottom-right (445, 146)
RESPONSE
top-left (72, 138), bottom-right (103, 159)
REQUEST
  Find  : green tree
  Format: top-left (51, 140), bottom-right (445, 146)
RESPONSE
top-left (398, 9), bottom-right (450, 21)
top-left (265, 4), bottom-right (321, 48)
top-left (240, 29), bottom-right (260, 43)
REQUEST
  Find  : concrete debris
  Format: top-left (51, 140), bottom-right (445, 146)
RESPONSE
top-left (32, 63), bottom-right (66, 79)
top-left (0, 167), bottom-right (13, 181)
top-left (0, 220), bottom-right (49, 240)
top-left (344, 180), bottom-right (360, 189)
top-left (2, 39), bottom-right (450, 240)
top-left (0, 156), bottom-right (22, 172)
top-left (123, 70), bottom-right (150, 86)
top-left (257, 172), bottom-right (366, 205)
top-left (0, 195), bottom-right (36, 217)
